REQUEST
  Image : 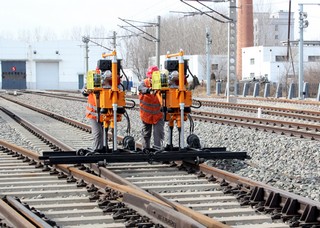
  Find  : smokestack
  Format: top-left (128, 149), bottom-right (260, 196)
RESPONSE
top-left (237, 0), bottom-right (254, 81)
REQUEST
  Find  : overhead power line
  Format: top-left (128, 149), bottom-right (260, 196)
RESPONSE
top-left (118, 17), bottom-right (158, 41)
top-left (118, 17), bottom-right (161, 67)
top-left (82, 36), bottom-right (113, 51)
top-left (117, 25), bottom-right (154, 42)
top-left (179, 0), bottom-right (232, 23)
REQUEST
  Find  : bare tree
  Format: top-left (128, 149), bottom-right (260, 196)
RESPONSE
top-left (160, 14), bottom-right (228, 55)
top-left (304, 63), bottom-right (320, 84)
top-left (119, 11), bottom-right (229, 80)
top-left (16, 27), bottom-right (57, 42)
top-left (122, 34), bottom-right (154, 80)
top-left (66, 26), bottom-right (112, 48)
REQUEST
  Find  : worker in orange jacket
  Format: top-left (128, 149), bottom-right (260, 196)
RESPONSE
top-left (82, 86), bottom-right (104, 152)
top-left (138, 65), bottom-right (164, 149)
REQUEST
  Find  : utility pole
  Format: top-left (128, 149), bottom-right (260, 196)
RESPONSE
top-left (298, 3), bottom-right (320, 99)
top-left (206, 28), bottom-right (212, 96)
top-left (82, 36), bottom-right (90, 74)
top-left (179, 0), bottom-right (234, 99)
top-left (298, 4), bottom-right (308, 100)
top-left (112, 31), bottom-right (117, 49)
top-left (81, 35), bottom-right (114, 75)
top-left (156, 16), bottom-right (161, 68)
top-left (227, 0), bottom-right (237, 103)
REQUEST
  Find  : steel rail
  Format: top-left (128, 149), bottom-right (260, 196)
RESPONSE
top-left (3, 96), bottom-right (319, 143)
top-left (191, 114), bottom-right (320, 140)
top-left (1, 102), bottom-right (319, 226)
top-left (0, 107), bottom-right (75, 151)
top-left (196, 163), bottom-right (320, 225)
top-left (128, 93), bottom-right (320, 107)
top-left (0, 95), bottom-right (134, 134)
top-left (237, 96), bottom-right (320, 106)
top-left (0, 140), bottom-right (229, 228)
top-left (0, 198), bottom-right (37, 228)
top-left (2, 93), bottom-right (319, 226)
top-left (88, 163), bottom-right (229, 228)
top-left (66, 165), bottom-right (228, 228)
top-left (5, 93), bottom-right (320, 131)
top-left (21, 91), bottom-right (320, 115)
top-left (193, 110), bottom-right (320, 132)
top-left (20, 91), bottom-right (320, 121)
top-left (199, 100), bottom-right (320, 117)
top-left (4, 196), bottom-right (52, 228)
top-left (0, 95), bottom-right (90, 131)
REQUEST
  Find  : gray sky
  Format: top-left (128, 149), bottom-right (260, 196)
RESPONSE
top-left (0, 0), bottom-right (319, 40)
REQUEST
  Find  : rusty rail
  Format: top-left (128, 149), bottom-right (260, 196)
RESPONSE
top-left (0, 140), bottom-right (229, 228)
top-left (0, 198), bottom-right (37, 228)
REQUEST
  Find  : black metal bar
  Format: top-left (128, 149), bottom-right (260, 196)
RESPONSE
top-left (42, 149), bottom-right (248, 165)
top-left (40, 151), bottom-right (77, 159)
top-left (40, 147), bottom-right (228, 159)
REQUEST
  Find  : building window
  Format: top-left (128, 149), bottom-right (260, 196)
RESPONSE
top-left (250, 58), bottom-right (255, 64)
top-left (275, 56), bottom-right (288, 62)
top-left (250, 73), bottom-right (255, 78)
top-left (308, 56), bottom-right (320, 62)
top-left (211, 64), bottom-right (218, 70)
top-left (275, 35), bottom-right (278, 40)
top-left (275, 25), bottom-right (278, 31)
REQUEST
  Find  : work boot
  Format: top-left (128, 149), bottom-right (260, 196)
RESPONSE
top-left (94, 146), bottom-right (108, 154)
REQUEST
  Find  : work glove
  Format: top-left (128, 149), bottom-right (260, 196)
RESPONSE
top-left (146, 88), bottom-right (152, 94)
top-left (82, 89), bottom-right (89, 97)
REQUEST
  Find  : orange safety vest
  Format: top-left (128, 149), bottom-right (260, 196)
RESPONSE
top-left (139, 79), bottom-right (163, 124)
top-left (85, 93), bottom-right (98, 120)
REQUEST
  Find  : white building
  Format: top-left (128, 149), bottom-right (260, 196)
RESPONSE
top-left (153, 54), bottom-right (228, 83)
top-left (242, 42), bottom-right (320, 82)
top-left (0, 39), bottom-right (109, 90)
top-left (254, 10), bottom-right (295, 47)
top-left (1, 38), bottom-right (230, 90)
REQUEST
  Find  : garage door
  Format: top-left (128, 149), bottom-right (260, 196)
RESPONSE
top-left (36, 62), bottom-right (59, 89)
top-left (1, 61), bottom-right (27, 89)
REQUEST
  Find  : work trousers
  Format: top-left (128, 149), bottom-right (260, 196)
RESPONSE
top-left (89, 118), bottom-right (104, 151)
top-left (141, 118), bottom-right (165, 149)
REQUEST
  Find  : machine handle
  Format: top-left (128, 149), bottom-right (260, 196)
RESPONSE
top-left (166, 50), bottom-right (184, 58)
top-left (102, 50), bottom-right (116, 58)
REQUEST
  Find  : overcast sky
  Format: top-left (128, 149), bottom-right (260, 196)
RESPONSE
top-left (0, 0), bottom-right (319, 40)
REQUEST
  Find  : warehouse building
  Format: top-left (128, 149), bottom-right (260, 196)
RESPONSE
top-left (0, 39), bottom-right (107, 90)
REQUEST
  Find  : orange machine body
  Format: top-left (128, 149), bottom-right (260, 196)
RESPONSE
top-left (160, 50), bottom-right (192, 129)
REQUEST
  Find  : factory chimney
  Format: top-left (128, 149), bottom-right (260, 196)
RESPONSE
top-left (236, 0), bottom-right (254, 81)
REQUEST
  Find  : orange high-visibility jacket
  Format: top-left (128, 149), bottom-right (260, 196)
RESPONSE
top-left (139, 79), bottom-right (163, 124)
top-left (85, 93), bottom-right (98, 120)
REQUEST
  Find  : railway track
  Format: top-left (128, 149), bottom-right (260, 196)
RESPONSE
top-left (197, 100), bottom-right (320, 121)
top-left (0, 142), bottom-right (191, 228)
top-left (2, 92), bottom-right (320, 141)
top-left (191, 110), bottom-right (320, 141)
top-left (0, 92), bottom-right (319, 227)
top-left (19, 90), bottom-right (320, 122)
top-left (1, 140), bottom-right (319, 227)
top-left (0, 148), bottom-right (124, 228)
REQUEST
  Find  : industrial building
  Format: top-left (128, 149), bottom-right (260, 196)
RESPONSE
top-left (1, 2), bottom-right (319, 90)
top-left (254, 10), bottom-right (295, 47)
top-left (0, 39), bottom-right (106, 90)
top-left (0, 38), bottom-right (227, 90)
top-left (242, 43), bottom-right (320, 82)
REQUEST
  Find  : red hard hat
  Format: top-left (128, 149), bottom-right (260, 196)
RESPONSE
top-left (146, 65), bottom-right (159, 78)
